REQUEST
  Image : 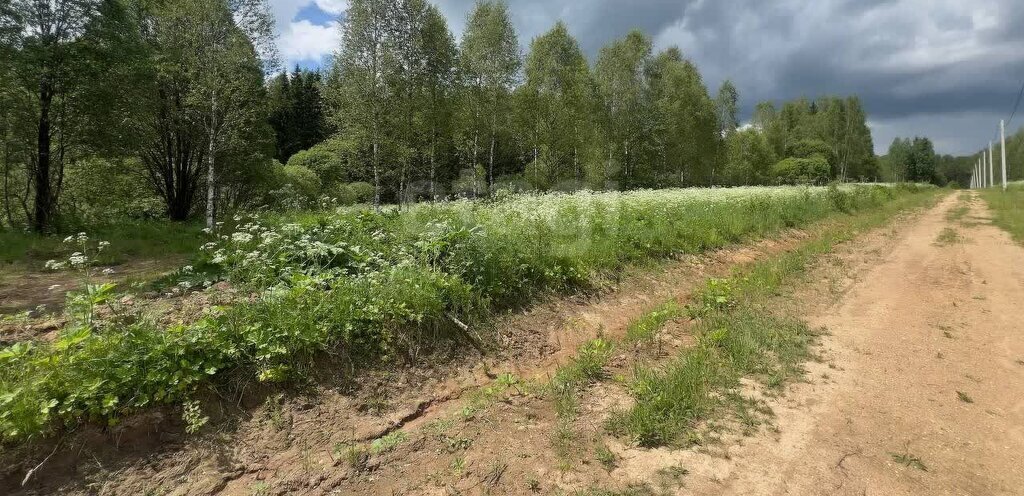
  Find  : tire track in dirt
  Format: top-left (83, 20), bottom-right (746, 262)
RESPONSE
top-left (693, 192), bottom-right (1024, 495)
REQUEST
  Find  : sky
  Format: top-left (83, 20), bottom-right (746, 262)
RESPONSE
top-left (269, 0), bottom-right (1024, 156)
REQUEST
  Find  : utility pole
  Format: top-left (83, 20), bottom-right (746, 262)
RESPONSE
top-left (1002, 120), bottom-right (1008, 191)
top-left (982, 152), bottom-right (988, 188)
top-left (989, 141), bottom-right (995, 188)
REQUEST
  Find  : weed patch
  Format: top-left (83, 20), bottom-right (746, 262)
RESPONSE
top-left (890, 451), bottom-right (928, 471)
top-left (626, 300), bottom-right (683, 342)
top-left (370, 431), bottom-right (407, 454)
top-left (934, 227), bottom-right (962, 246)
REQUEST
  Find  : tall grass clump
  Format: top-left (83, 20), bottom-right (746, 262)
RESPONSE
top-left (0, 184), bottom-right (933, 443)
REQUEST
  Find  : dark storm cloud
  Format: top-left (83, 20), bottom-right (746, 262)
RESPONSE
top-left (426, 0), bottom-right (1024, 154)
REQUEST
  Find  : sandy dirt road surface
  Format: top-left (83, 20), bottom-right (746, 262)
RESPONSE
top-left (691, 192), bottom-right (1024, 495)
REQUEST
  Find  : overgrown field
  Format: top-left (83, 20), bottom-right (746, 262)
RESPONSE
top-left (981, 182), bottom-right (1024, 242)
top-left (0, 184), bottom-right (933, 443)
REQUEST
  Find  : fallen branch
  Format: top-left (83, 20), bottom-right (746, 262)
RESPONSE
top-left (23, 437), bottom-right (63, 487)
top-left (446, 312), bottom-right (485, 354)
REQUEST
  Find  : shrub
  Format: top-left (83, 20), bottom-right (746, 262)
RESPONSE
top-left (347, 182), bottom-right (374, 204)
top-left (773, 156), bottom-right (830, 185)
top-left (785, 139), bottom-right (833, 162)
top-left (282, 165), bottom-right (322, 199)
top-left (286, 139), bottom-right (360, 189)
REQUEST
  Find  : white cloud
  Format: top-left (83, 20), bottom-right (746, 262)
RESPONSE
top-left (279, 19), bottom-right (340, 64)
top-left (314, 0), bottom-right (348, 15)
top-left (267, 1), bottom-right (346, 67)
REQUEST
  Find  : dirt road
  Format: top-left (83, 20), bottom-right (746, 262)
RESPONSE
top-left (691, 192), bottom-right (1024, 495)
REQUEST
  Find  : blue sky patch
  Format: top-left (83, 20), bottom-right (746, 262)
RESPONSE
top-left (295, 3), bottom-right (337, 26)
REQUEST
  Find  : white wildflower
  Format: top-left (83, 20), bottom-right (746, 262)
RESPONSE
top-left (68, 253), bottom-right (88, 267)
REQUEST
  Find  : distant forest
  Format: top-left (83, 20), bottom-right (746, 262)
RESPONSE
top-left (879, 130), bottom-right (1024, 188)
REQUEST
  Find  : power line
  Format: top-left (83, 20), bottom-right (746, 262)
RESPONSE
top-left (1007, 78), bottom-right (1024, 129)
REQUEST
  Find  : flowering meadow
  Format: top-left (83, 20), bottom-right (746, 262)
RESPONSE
top-left (0, 184), bottom-right (930, 442)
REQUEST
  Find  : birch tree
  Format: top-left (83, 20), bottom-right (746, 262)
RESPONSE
top-left (332, 0), bottom-right (396, 208)
top-left (459, 1), bottom-right (520, 190)
top-left (522, 21), bottom-right (596, 187)
top-left (595, 30), bottom-right (652, 188)
top-left (138, 0), bottom-right (275, 222)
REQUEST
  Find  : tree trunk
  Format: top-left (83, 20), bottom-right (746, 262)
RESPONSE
top-left (623, 140), bottom-right (630, 184)
top-left (429, 123), bottom-right (436, 200)
top-left (472, 132), bottom-right (479, 197)
top-left (206, 94), bottom-right (217, 230)
top-left (574, 145), bottom-right (579, 184)
top-left (532, 145), bottom-right (538, 186)
top-left (372, 139), bottom-right (380, 209)
top-left (206, 136), bottom-right (215, 229)
top-left (606, 146), bottom-right (612, 188)
top-left (2, 142), bottom-right (14, 227)
top-left (488, 132), bottom-right (495, 194)
top-left (33, 83), bottom-right (54, 233)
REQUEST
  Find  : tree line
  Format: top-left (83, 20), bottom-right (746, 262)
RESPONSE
top-left (880, 133), bottom-right (1024, 188)
top-left (0, 0), bottom-right (881, 233)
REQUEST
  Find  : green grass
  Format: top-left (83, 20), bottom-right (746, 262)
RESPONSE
top-left (0, 185), bottom-right (938, 444)
top-left (608, 188), bottom-right (941, 447)
top-left (550, 338), bottom-right (615, 419)
top-left (625, 300), bottom-right (683, 342)
top-left (0, 220), bottom-right (203, 266)
top-left (946, 205), bottom-right (970, 223)
top-left (981, 183), bottom-right (1024, 242)
top-left (934, 227), bottom-right (962, 246)
top-left (370, 431), bottom-right (407, 454)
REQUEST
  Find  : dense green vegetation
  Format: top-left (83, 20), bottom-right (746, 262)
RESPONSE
top-left (0, 185), bottom-right (932, 443)
top-left (2, 0), bottom-right (882, 236)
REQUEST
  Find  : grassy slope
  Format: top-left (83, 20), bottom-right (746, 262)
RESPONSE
top-left (0, 185), bottom-right (936, 445)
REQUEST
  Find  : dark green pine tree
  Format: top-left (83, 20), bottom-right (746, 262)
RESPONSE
top-left (269, 67), bottom-right (329, 163)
